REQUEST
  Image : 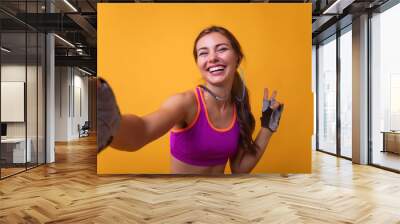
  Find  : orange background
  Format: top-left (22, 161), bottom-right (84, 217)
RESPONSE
top-left (97, 3), bottom-right (312, 174)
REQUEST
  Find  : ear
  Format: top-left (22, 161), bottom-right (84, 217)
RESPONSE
top-left (236, 56), bottom-right (242, 67)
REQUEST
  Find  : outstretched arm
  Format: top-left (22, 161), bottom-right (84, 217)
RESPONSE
top-left (111, 94), bottom-right (189, 151)
top-left (97, 77), bottom-right (193, 152)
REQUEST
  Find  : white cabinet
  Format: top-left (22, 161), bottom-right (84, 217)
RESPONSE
top-left (1, 138), bottom-right (32, 163)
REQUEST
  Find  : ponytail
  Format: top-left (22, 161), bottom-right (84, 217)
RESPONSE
top-left (231, 72), bottom-right (258, 154)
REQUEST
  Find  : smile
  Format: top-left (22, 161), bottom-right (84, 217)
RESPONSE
top-left (207, 65), bottom-right (226, 74)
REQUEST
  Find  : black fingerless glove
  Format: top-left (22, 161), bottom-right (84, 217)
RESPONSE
top-left (260, 99), bottom-right (284, 132)
top-left (97, 78), bottom-right (121, 153)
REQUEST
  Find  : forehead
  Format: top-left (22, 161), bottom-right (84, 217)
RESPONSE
top-left (196, 32), bottom-right (231, 50)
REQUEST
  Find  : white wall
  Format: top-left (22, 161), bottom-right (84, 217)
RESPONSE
top-left (54, 67), bottom-right (89, 141)
top-left (55, 66), bottom-right (70, 141)
top-left (72, 73), bottom-right (89, 138)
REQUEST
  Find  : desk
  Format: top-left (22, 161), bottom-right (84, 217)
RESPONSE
top-left (381, 131), bottom-right (400, 154)
top-left (1, 138), bottom-right (31, 163)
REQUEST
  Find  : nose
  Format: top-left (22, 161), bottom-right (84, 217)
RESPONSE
top-left (207, 51), bottom-right (218, 63)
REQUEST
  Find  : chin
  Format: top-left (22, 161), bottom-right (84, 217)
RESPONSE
top-left (204, 72), bottom-right (232, 86)
top-left (205, 76), bottom-right (227, 86)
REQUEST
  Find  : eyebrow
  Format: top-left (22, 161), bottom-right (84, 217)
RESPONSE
top-left (197, 43), bottom-right (230, 52)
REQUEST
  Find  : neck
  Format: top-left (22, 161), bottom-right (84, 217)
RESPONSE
top-left (203, 83), bottom-right (232, 109)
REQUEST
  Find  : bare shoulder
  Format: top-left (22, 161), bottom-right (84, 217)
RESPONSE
top-left (180, 89), bottom-right (197, 107)
top-left (161, 89), bottom-right (198, 128)
top-left (163, 88), bottom-right (195, 105)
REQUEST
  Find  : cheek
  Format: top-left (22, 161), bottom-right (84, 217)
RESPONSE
top-left (197, 59), bottom-right (206, 70)
top-left (222, 53), bottom-right (238, 66)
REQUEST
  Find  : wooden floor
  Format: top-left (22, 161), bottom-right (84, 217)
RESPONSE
top-left (0, 136), bottom-right (400, 223)
top-left (1, 167), bottom-right (25, 178)
top-left (373, 151), bottom-right (400, 171)
top-left (1, 163), bottom-right (45, 178)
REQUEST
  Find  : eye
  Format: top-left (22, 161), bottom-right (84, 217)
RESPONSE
top-left (218, 47), bottom-right (228, 52)
top-left (198, 52), bottom-right (207, 56)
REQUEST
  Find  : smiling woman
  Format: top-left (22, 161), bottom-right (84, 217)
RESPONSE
top-left (97, 26), bottom-right (284, 174)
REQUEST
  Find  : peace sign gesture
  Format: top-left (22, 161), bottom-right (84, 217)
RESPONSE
top-left (261, 88), bottom-right (284, 132)
top-left (263, 88), bottom-right (282, 110)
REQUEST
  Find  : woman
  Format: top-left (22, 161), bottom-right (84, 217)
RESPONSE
top-left (97, 26), bottom-right (284, 174)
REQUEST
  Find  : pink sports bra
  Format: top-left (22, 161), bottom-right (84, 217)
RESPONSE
top-left (170, 87), bottom-right (240, 167)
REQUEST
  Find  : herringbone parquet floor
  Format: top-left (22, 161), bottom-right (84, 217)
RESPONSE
top-left (0, 135), bottom-right (399, 223)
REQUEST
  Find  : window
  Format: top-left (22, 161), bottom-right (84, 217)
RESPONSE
top-left (339, 28), bottom-right (352, 158)
top-left (371, 2), bottom-right (400, 171)
top-left (317, 35), bottom-right (337, 154)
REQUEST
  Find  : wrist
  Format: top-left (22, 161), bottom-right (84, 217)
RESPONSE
top-left (261, 127), bottom-right (273, 135)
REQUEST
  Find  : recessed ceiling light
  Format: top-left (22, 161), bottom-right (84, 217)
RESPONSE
top-left (77, 67), bottom-right (93, 76)
top-left (63, 0), bottom-right (78, 12)
top-left (1, 47), bottom-right (11, 53)
top-left (54, 34), bottom-right (75, 48)
top-left (322, 0), bottom-right (354, 15)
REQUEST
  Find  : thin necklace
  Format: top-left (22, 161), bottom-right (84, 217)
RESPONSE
top-left (199, 83), bottom-right (246, 102)
top-left (198, 85), bottom-right (229, 102)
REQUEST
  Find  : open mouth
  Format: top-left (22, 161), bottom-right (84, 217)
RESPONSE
top-left (207, 65), bottom-right (226, 75)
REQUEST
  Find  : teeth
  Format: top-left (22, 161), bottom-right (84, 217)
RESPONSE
top-left (208, 66), bottom-right (225, 72)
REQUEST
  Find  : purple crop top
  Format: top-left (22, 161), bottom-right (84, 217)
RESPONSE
top-left (170, 87), bottom-right (240, 167)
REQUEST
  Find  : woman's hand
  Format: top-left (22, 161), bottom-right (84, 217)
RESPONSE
top-left (97, 77), bottom-right (121, 153)
top-left (260, 88), bottom-right (284, 132)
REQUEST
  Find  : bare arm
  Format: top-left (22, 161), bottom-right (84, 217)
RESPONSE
top-left (110, 92), bottom-right (192, 151)
top-left (230, 88), bottom-right (282, 174)
top-left (230, 128), bottom-right (273, 174)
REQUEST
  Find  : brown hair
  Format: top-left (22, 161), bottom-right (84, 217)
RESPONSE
top-left (193, 26), bottom-right (258, 154)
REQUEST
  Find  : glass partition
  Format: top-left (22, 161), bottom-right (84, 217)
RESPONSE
top-left (0, 1), bottom-right (46, 179)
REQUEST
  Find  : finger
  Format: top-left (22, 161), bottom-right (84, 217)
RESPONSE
top-left (270, 90), bottom-right (277, 100)
top-left (264, 88), bottom-right (269, 100)
top-left (271, 101), bottom-right (280, 110)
